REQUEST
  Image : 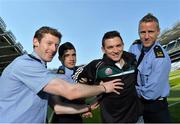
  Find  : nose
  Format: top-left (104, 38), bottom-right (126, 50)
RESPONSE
top-left (70, 56), bottom-right (75, 61)
top-left (113, 47), bottom-right (119, 53)
top-left (51, 44), bottom-right (57, 52)
top-left (144, 32), bottom-right (149, 41)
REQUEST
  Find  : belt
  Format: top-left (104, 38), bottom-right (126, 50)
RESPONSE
top-left (140, 97), bottom-right (166, 103)
top-left (158, 97), bottom-right (166, 100)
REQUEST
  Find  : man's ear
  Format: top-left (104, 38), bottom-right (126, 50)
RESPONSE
top-left (58, 56), bottom-right (61, 61)
top-left (33, 38), bottom-right (39, 48)
top-left (157, 29), bottom-right (160, 36)
top-left (59, 56), bottom-right (63, 63)
top-left (101, 47), bottom-right (105, 54)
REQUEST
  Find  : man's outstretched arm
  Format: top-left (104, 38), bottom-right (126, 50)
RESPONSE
top-left (44, 78), bottom-right (123, 100)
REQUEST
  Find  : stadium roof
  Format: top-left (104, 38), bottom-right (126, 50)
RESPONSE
top-left (159, 22), bottom-right (180, 45)
top-left (0, 17), bottom-right (25, 75)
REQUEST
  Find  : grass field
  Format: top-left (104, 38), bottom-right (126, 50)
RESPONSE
top-left (48, 69), bottom-right (180, 123)
top-left (168, 69), bottom-right (180, 122)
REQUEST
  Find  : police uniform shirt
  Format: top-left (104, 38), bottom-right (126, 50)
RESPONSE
top-left (0, 51), bottom-right (67, 123)
top-left (57, 65), bottom-right (75, 84)
top-left (129, 41), bottom-right (171, 100)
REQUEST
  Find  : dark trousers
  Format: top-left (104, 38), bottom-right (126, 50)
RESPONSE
top-left (51, 113), bottom-right (83, 123)
top-left (141, 98), bottom-right (171, 123)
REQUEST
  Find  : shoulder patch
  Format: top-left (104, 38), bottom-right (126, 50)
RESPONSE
top-left (132, 39), bottom-right (141, 45)
top-left (57, 68), bottom-right (65, 74)
top-left (153, 45), bottom-right (165, 58)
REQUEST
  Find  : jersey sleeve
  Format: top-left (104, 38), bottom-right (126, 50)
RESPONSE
top-left (73, 60), bottom-right (100, 85)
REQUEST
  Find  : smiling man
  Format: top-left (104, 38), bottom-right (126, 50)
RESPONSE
top-left (75, 31), bottom-right (142, 123)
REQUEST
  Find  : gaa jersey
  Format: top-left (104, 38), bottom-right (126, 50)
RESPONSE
top-left (76, 51), bottom-right (142, 123)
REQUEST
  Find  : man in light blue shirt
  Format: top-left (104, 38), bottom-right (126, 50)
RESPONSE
top-left (129, 13), bottom-right (171, 123)
top-left (0, 26), bottom-right (123, 123)
top-left (129, 40), bottom-right (171, 99)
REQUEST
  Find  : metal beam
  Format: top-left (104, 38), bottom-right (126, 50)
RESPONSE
top-left (0, 61), bottom-right (11, 65)
top-left (0, 53), bottom-right (20, 58)
top-left (0, 45), bottom-right (16, 49)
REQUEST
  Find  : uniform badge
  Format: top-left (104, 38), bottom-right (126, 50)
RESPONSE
top-left (132, 39), bottom-right (141, 45)
top-left (105, 68), bottom-right (113, 75)
top-left (57, 69), bottom-right (65, 74)
top-left (154, 45), bottom-right (165, 58)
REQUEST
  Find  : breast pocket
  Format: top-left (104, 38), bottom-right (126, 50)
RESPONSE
top-left (138, 62), bottom-right (151, 86)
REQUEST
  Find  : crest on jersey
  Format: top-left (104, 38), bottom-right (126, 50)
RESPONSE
top-left (105, 68), bottom-right (113, 75)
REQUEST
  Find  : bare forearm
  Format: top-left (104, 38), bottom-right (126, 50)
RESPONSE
top-left (44, 78), bottom-right (122, 100)
top-left (70, 79), bottom-right (123, 99)
top-left (44, 78), bottom-right (105, 100)
top-left (54, 104), bottom-right (89, 114)
top-left (69, 83), bottom-right (105, 99)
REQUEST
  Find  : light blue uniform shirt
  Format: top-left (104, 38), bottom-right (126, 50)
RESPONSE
top-left (129, 41), bottom-right (171, 100)
top-left (0, 52), bottom-right (72, 123)
top-left (57, 65), bottom-right (76, 84)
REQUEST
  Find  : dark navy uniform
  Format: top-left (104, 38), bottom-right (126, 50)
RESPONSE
top-left (76, 51), bottom-right (142, 123)
top-left (129, 41), bottom-right (171, 123)
top-left (50, 65), bottom-right (84, 123)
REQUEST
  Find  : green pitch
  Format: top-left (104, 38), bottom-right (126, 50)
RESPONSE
top-left (168, 69), bottom-right (180, 122)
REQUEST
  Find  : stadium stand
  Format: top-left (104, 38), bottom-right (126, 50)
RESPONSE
top-left (158, 22), bottom-right (180, 71)
top-left (0, 17), bottom-right (25, 75)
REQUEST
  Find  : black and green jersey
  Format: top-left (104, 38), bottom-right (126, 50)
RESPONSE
top-left (77, 51), bottom-right (141, 123)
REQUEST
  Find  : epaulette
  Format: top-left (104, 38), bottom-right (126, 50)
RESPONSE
top-left (153, 45), bottom-right (165, 58)
top-left (132, 39), bottom-right (141, 45)
top-left (57, 67), bottom-right (65, 74)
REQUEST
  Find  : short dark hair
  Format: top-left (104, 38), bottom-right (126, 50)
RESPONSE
top-left (102, 31), bottom-right (123, 47)
top-left (58, 42), bottom-right (76, 58)
top-left (34, 26), bottom-right (62, 41)
top-left (139, 13), bottom-right (160, 30)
